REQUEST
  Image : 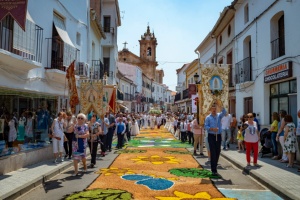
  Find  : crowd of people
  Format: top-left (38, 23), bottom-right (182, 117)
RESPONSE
top-left (2, 104), bottom-right (299, 176)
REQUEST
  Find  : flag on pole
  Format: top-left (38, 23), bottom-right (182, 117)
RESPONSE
top-left (66, 60), bottom-right (79, 114)
top-left (109, 88), bottom-right (116, 113)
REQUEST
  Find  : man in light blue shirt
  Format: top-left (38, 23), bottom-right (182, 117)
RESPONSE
top-left (204, 101), bottom-right (226, 176)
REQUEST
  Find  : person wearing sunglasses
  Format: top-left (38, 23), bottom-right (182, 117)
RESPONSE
top-left (244, 113), bottom-right (260, 168)
top-left (72, 113), bottom-right (89, 176)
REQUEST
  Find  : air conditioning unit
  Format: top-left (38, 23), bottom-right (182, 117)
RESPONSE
top-left (76, 62), bottom-right (88, 77)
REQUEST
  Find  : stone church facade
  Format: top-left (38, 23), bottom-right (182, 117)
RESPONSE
top-left (118, 25), bottom-right (160, 83)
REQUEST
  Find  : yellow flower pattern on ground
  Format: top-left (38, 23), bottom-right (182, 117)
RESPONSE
top-left (155, 191), bottom-right (237, 200)
top-left (131, 155), bottom-right (181, 165)
top-left (96, 167), bottom-right (135, 176)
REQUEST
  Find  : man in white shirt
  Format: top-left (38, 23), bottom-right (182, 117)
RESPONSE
top-left (221, 112), bottom-right (232, 150)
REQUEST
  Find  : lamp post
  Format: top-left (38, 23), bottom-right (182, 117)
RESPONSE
top-left (194, 73), bottom-right (200, 125)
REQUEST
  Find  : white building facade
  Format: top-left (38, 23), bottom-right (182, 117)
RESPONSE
top-left (100, 0), bottom-right (121, 85)
top-left (194, 0), bottom-right (299, 126)
top-left (234, 0), bottom-right (299, 125)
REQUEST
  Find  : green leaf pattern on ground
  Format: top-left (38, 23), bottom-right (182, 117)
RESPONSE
top-left (64, 188), bottom-right (132, 200)
top-left (169, 168), bottom-right (219, 178)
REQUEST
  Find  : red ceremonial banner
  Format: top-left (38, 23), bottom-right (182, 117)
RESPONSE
top-left (109, 88), bottom-right (116, 113)
top-left (188, 84), bottom-right (196, 98)
top-left (66, 61), bottom-right (79, 114)
top-left (0, 0), bottom-right (28, 31)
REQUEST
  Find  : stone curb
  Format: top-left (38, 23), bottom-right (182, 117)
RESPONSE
top-left (221, 152), bottom-right (294, 200)
top-left (3, 161), bottom-right (74, 200)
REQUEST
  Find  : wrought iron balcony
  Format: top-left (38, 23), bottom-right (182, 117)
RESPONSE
top-left (91, 60), bottom-right (104, 79)
top-left (174, 92), bottom-right (181, 102)
top-left (235, 57), bottom-right (253, 84)
top-left (182, 88), bottom-right (189, 99)
top-left (117, 89), bottom-right (124, 101)
top-left (45, 37), bottom-right (79, 71)
top-left (0, 15), bottom-right (43, 64)
top-left (124, 93), bottom-right (134, 101)
top-left (271, 37), bottom-right (285, 60)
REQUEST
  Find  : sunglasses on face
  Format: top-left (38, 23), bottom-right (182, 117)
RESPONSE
top-left (77, 117), bottom-right (84, 120)
top-left (248, 116), bottom-right (253, 119)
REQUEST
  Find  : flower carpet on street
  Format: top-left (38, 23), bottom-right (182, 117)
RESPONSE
top-left (64, 128), bottom-right (237, 200)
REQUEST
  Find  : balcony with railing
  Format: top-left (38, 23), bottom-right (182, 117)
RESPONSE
top-left (117, 89), bottom-right (124, 101)
top-left (0, 15), bottom-right (43, 71)
top-left (271, 37), bottom-right (285, 60)
top-left (124, 93), bottom-right (134, 101)
top-left (90, 60), bottom-right (104, 80)
top-left (45, 37), bottom-right (79, 71)
top-left (235, 57), bottom-right (253, 84)
top-left (102, 26), bottom-right (115, 46)
top-left (182, 88), bottom-right (189, 99)
top-left (174, 92), bottom-right (181, 102)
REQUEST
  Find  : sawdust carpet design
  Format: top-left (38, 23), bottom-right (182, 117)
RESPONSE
top-left (64, 127), bottom-right (237, 200)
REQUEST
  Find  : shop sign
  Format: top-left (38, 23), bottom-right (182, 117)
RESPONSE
top-left (264, 62), bottom-right (293, 83)
top-left (0, 0), bottom-right (28, 31)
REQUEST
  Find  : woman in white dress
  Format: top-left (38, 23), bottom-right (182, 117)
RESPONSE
top-left (150, 114), bottom-right (156, 129)
top-left (143, 114), bottom-right (148, 129)
top-left (131, 119), bottom-right (138, 136)
top-left (8, 114), bottom-right (17, 148)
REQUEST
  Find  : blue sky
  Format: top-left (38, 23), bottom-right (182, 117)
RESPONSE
top-left (117, 0), bottom-right (233, 91)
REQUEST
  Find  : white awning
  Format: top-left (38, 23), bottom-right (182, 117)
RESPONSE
top-left (53, 14), bottom-right (75, 48)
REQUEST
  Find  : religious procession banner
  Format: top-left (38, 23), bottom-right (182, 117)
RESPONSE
top-left (79, 80), bottom-right (103, 117)
top-left (79, 82), bottom-right (116, 117)
top-left (66, 60), bottom-right (79, 114)
top-left (103, 85), bottom-right (116, 113)
top-left (0, 0), bottom-right (28, 31)
top-left (199, 64), bottom-right (229, 124)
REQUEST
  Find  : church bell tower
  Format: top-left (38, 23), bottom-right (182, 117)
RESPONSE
top-left (139, 25), bottom-right (158, 79)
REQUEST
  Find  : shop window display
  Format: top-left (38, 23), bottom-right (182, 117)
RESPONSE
top-left (0, 95), bottom-right (57, 157)
top-left (269, 79), bottom-right (297, 124)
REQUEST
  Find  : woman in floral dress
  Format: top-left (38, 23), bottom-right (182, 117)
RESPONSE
top-left (283, 115), bottom-right (297, 168)
top-left (72, 113), bottom-right (89, 176)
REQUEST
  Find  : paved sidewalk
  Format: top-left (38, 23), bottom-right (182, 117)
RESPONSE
top-left (220, 145), bottom-right (300, 200)
top-left (0, 158), bottom-right (74, 200)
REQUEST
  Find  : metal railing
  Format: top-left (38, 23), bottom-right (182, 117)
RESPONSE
top-left (0, 16), bottom-right (43, 63)
top-left (182, 88), bottom-right (189, 99)
top-left (271, 37), bottom-right (285, 60)
top-left (235, 57), bottom-right (252, 84)
top-left (103, 27), bottom-right (114, 34)
top-left (45, 37), bottom-right (79, 71)
top-left (117, 90), bottom-right (124, 100)
top-left (124, 93), bottom-right (133, 101)
top-left (91, 60), bottom-right (104, 79)
top-left (174, 92), bottom-right (181, 102)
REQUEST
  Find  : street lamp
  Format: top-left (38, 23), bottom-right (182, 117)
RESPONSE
top-left (194, 73), bottom-right (201, 125)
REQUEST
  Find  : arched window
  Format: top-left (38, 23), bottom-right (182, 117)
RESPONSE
top-left (270, 11), bottom-right (285, 60)
top-left (147, 47), bottom-right (151, 56)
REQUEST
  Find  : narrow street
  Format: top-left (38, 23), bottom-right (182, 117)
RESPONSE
top-left (17, 127), bottom-right (282, 200)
